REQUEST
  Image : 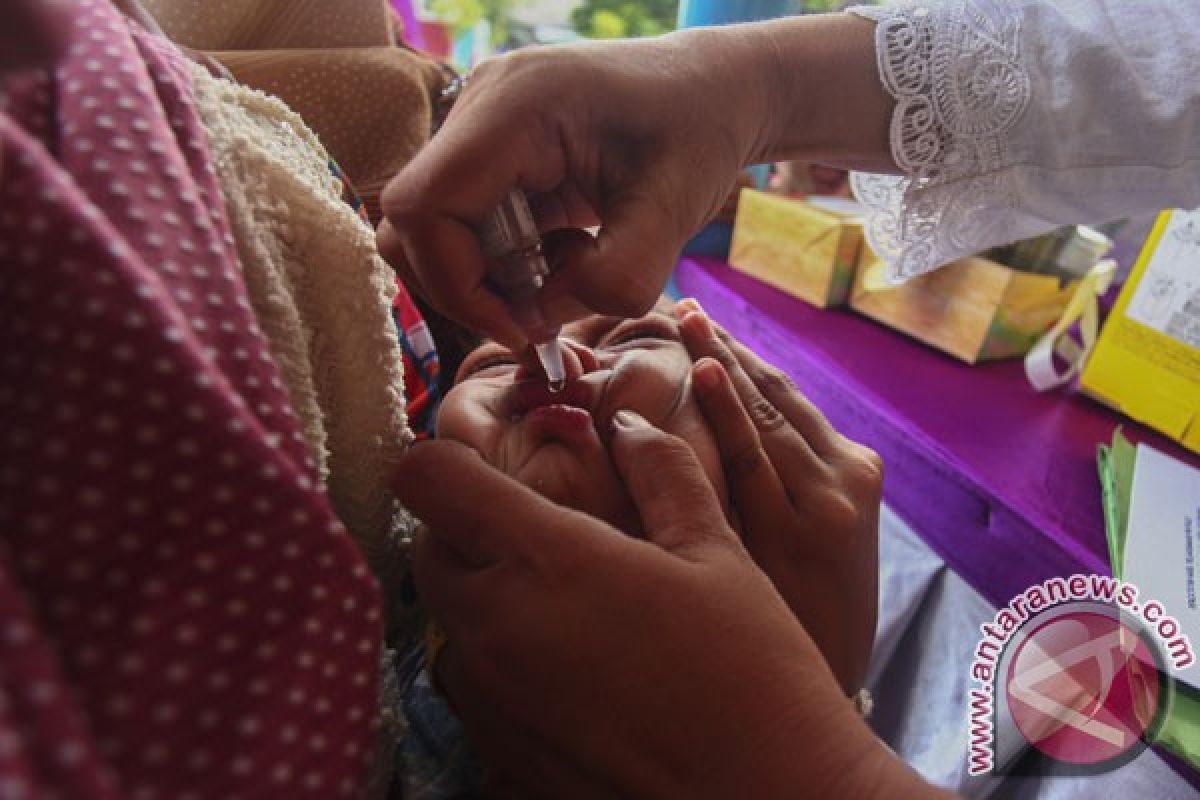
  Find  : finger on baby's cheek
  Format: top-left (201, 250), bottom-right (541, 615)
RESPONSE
top-left (692, 358), bottom-right (742, 427)
top-left (679, 312), bottom-right (719, 360)
top-left (692, 357), bottom-right (726, 396)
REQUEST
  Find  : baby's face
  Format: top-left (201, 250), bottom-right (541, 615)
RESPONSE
top-left (437, 307), bottom-right (728, 534)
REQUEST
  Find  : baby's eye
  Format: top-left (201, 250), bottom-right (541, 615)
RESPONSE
top-left (602, 319), bottom-right (677, 348)
top-left (458, 354), bottom-right (519, 381)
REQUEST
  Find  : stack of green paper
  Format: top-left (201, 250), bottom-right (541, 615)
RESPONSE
top-left (1098, 430), bottom-right (1200, 769)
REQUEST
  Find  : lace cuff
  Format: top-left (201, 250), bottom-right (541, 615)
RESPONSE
top-left (847, 1), bottom-right (1031, 280)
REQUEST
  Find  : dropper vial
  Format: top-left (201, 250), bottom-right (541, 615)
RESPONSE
top-left (535, 340), bottom-right (566, 392)
top-left (479, 189), bottom-right (567, 391)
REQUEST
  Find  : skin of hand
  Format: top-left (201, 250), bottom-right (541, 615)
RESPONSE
top-left (393, 423), bottom-right (948, 800)
top-left (378, 13), bottom-right (893, 350)
top-left (674, 298), bottom-right (881, 696)
top-left (438, 302), bottom-right (732, 536)
top-left (440, 300), bottom-right (871, 693)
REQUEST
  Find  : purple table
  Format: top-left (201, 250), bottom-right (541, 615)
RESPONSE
top-left (675, 256), bottom-right (1200, 610)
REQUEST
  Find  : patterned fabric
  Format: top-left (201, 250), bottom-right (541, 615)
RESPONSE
top-left (392, 287), bottom-right (442, 440)
top-left (394, 639), bottom-right (483, 799)
top-left (848, 0), bottom-right (1029, 281)
top-left (0, 2), bottom-right (381, 797)
top-left (141, 0), bottom-right (447, 226)
top-left (849, 0), bottom-right (1200, 280)
top-left (329, 160), bottom-right (442, 441)
top-left (331, 159), bottom-right (373, 225)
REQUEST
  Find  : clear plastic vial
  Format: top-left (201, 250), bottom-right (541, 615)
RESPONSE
top-left (480, 189), bottom-right (566, 391)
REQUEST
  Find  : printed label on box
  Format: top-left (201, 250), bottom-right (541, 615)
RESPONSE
top-left (1127, 210), bottom-right (1200, 348)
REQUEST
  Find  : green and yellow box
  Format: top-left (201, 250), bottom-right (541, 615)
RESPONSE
top-left (728, 190), bottom-right (863, 308)
top-left (850, 252), bottom-right (1081, 364)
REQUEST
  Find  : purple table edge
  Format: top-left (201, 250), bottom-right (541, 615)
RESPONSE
top-left (676, 256), bottom-right (1200, 606)
top-left (674, 256), bottom-right (1200, 784)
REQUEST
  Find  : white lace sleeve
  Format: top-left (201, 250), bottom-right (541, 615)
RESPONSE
top-left (848, 0), bottom-right (1200, 281)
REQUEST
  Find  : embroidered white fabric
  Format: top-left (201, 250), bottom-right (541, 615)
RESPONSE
top-left (849, 0), bottom-right (1200, 281)
top-left (848, 0), bottom-right (1029, 281)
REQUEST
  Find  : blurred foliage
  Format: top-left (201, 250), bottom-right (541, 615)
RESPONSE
top-left (800, 0), bottom-right (858, 9)
top-left (569, 0), bottom-right (869, 40)
top-left (431, 0), bottom-right (531, 44)
top-left (571, 0), bottom-right (678, 38)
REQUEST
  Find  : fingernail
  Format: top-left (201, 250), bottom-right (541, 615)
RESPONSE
top-left (612, 409), bottom-right (649, 432)
top-left (681, 310), bottom-right (715, 339)
top-left (694, 358), bottom-right (722, 390)
top-left (675, 297), bottom-right (704, 317)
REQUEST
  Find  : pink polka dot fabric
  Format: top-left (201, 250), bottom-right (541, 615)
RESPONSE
top-left (0, 1), bottom-right (382, 797)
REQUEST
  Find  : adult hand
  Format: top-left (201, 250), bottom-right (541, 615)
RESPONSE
top-left (379, 31), bottom-right (762, 349)
top-left (393, 417), bottom-right (933, 799)
top-left (378, 15), bottom-right (891, 350)
top-left (675, 299), bottom-right (881, 696)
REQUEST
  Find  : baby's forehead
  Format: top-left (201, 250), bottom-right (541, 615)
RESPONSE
top-left (457, 305), bottom-right (682, 384)
top-left (560, 297), bottom-right (678, 346)
top-left (469, 299), bottom-right (681, 355)
top-left (471, 315), bottom-right (624, 351)
top-left (560, 314), bottom-right (624, 346)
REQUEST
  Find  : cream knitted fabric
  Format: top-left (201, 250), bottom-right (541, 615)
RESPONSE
top-left (189, 66), bottom-right (414, 796)
top-left (188, 65), bottom-right (415, 608)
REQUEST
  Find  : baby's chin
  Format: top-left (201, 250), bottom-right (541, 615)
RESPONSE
top-left (511, 446), bottom-right (641, 533)
top-left (438, 398), bottom-right (642, 533)
top-left (500, 409), bottom-right (642, 534)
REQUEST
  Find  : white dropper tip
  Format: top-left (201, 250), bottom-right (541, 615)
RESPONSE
top-left (534, 338), bottom-right (566, 392)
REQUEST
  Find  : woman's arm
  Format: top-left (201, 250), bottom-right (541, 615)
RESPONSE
top-left (845, 0), bottom-right (1200, 279)
top-left (378, 12), bottom-right (896, 347)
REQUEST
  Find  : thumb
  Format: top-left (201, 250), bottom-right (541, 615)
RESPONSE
top-left (608, 410), bottom-right (735, 556)
top-left (538, 191), bottom-right (683, 328)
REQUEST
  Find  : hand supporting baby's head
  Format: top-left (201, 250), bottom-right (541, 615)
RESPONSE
top-left (436, 301), bottom-right (730, 534)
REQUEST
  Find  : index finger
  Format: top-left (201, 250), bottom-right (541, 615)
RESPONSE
top-left (676, 299), bottom-right (843, 460)
top-left (387, 211), bottom-right (530, 349)
top-left (380, 72), bottom-right (567, 346)
top-left (712, 321), bottom-right (845, 459)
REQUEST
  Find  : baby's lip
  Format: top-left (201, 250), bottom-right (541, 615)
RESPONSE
top-left (504, 372), bottom-right (611, 419)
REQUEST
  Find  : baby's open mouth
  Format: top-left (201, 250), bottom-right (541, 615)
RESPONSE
top-left (506, 379), bottom-right (597, 420)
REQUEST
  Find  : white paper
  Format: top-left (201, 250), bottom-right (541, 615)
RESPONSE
top-left (1126, 210), bottom-right (1200, 347)
top-left (1122, 443), bottom-right (1200, 688)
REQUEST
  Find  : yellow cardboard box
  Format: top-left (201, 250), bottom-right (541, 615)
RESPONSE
top-left (728, 190), bottom-right (862, 308)
top-left (849, 252), bottom-right (1080, 364)
top-left (1081, 210), bottom-right (1200, 454)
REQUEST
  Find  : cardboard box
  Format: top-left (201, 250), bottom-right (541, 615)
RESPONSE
top-left (728, 190), bottom-right (862, 308)
top-left (1081, 210), bottom-right (1200, 453)
top-left (849, 252), bottom-right (1079, 364)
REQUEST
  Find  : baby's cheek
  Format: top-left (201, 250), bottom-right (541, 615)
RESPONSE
top-left (435, 393), bottom-right (503, 461)
top-left (514, 450), bottom-right (641, 534)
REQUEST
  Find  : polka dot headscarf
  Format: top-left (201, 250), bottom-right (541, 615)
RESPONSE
top-left (0, 1), bottom-right (382, 796)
